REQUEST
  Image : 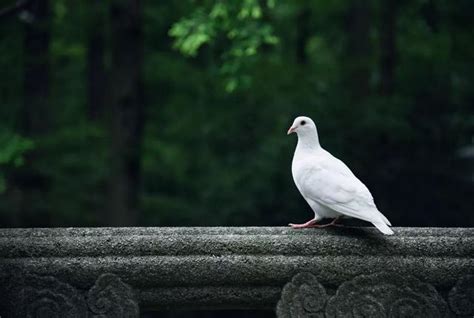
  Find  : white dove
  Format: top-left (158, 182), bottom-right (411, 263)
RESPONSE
top-left (287, 116), bottom-right (394, 235)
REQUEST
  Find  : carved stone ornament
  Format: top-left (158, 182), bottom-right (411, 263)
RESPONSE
top-left (0, 272), bottom-right (139, 318)
top-left (15, 274), bottom-right (87, 318)
top-left (448, 274), bottom-right (474, 316)
top-left (87, 273), bottom-right (139, 318)
top-left (325, 272), bottom-right (450, 318)
top-left (276, 272), bottom-right (328, 318)
top-left (277, 272), bottom-right (452, 318)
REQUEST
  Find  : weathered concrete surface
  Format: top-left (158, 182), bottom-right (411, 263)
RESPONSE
top-left (0, 227), bottom-right (473, 316)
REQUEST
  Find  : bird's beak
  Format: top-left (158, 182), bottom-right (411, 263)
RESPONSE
top-left (287, 126), bottom-right (296, 135)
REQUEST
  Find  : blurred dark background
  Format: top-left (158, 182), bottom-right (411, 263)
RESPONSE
top-left (1, 0), bottom-right (473, 234)
top-left (1, 0), bottom-right (473, 317)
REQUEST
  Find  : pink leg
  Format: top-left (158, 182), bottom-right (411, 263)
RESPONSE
top-left (316, 216), bottom-right (344, 228)
top-left (289, 219), bottom-right (321, 229)
top-left (289, 217), bottom-right (343, 229)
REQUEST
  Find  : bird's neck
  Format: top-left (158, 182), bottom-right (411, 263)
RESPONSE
top-left (296, 130), bottom-right (321, 153)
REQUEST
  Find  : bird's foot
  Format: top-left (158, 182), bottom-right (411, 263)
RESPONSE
top-left (289, 217), bottom-right (344, 229)
top-left (314, 222), bottom-right (344, 228)
top-left (317, 218), bottom-right (344, 228)
top-left (288, 219), bottom-right (319, 229)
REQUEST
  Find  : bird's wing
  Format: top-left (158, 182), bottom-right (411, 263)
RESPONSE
top-left (300, 155), bottom-right (386, 224)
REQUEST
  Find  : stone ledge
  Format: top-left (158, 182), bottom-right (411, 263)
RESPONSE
top-left (0, 227), bottom-right (473, 317)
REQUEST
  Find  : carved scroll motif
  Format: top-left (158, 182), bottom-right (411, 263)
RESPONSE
top-left (277, 272), bottom-right (451, 318)
top-left (0, 272), bottom-right (138, 318)
top-left (16, 274), bottom-right (87, 318)
top-left (325, 272), bottom-right (449, 318)
top-left (87, 273), bottom-right (139, 318)
top-left (276, 272), bottom-right (328, 318)
top-left (449, 274), bottom-right (474, 316)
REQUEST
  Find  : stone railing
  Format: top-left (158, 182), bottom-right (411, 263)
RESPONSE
top-left (0, 227), bottom-right (473, 317)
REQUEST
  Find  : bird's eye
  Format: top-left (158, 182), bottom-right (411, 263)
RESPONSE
top-left (301, 120), bottom-right (306, 126)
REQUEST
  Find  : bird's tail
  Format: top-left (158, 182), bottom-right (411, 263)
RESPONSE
top-left (379, 213), bottom-right (392, 226)
top-left (372, 220), bottom-right (394, 235)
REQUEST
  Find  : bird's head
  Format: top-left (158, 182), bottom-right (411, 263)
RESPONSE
top-left (287, 116), bottom-right (316, 135)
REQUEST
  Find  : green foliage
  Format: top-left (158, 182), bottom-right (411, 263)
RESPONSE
top-left (35, 123), bottom-right (108, 225)
top-left (0, 132), bottom-right (34, 193)
top-left (169, 0), bottom-right (279, 92)
top-left (0, 0), bottom-right (473, 227)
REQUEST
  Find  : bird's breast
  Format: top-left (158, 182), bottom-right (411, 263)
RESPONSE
top-left (292, 157), bottom-right (321, 189)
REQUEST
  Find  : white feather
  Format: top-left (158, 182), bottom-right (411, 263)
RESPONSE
top-left (289, 116), bottom-right (394, 235)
